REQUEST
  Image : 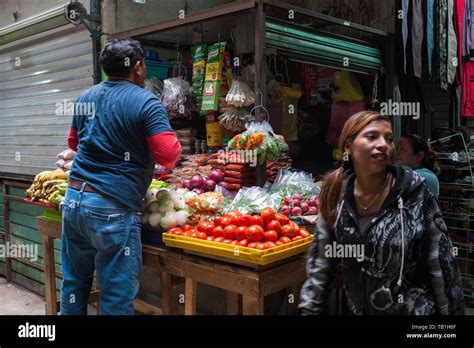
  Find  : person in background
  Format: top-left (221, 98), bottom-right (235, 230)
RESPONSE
top-left (396, 134), bottom-right (440, 198)
top-left (61, 39), bottom-right (181, 315)
top-left (299, 111), bottom-right (464, 315)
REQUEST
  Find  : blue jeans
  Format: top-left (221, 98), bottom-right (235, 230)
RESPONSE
top-left (60, 183), bottom-right (142, 315)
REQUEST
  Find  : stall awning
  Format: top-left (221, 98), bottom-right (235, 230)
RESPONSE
top-left (265, 19), bottom-right (383, 73)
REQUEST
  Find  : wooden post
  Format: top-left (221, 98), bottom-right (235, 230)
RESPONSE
top-left (184, 278), bottom-right (197, 315)
top-left (242, 295), bottom-right (264, 315)
top-left (226, 291), bottom-right (239, 315)
top-left (161, 271), bottom-right (174, 315)
top-left (42, 234), bottom-right (57, 315)
top-left (286, 284), bottom-right (300, 315)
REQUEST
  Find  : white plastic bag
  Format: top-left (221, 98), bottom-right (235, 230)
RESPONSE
top-left (225, 80), bottom-right (255, 107)
top-left (162, 77), bottom-right (192, 111)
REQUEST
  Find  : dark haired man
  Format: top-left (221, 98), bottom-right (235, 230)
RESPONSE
top-left (61, 38), bottom-right (181, 315)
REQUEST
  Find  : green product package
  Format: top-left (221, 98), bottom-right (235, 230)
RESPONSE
top-left (201, 42), bottom-right (226, 111)
top-left (192, 44), bottom-right (208, 109)
top-left (202, 80), bottom-right (221, 111)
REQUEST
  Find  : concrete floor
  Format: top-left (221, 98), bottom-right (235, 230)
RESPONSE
top-left (0, 277), bottom-right (45, 315)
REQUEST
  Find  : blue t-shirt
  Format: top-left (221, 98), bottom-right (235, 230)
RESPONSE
top-left (415, 168), bottom-right (439, 197)
top-left (69, 80), bottom-right (172, 211)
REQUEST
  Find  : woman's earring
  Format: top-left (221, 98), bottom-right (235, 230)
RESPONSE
top-left (343, 150), bottom-right (350, 161)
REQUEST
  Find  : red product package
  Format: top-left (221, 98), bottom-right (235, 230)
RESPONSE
top-left (224, 170), bottom-right (255, 179)
top-left (224, 176), bottom-right (255, 185)
top-left (225, 163), bottom-right (254, 172)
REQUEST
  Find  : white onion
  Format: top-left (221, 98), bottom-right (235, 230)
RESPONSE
top-left (147, 202), bottom-right (159, 213)
top-left (160, 212), bottom-right (178, 229)
top-left (184, 191), bottom-right (198, 202)
top-left (149, 212), bottom-right (162, 227)
top-left (175, 210), bottom-right (189, 226)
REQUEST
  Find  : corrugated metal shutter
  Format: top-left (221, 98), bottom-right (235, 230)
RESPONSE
top-left (0, 24), bottom-right (93, 178)
top-left (265, 18), bottom-right (383, 73)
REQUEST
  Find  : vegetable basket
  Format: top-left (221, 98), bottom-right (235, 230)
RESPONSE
top-left (162, 233), bottom-right (313, 267)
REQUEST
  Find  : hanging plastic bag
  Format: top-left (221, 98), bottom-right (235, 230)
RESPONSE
top-left (266, 78), bottom-right (284, 105)
top-left (227, 121), bottom-right (288, 165)
top-left (145, 77), bottom-right (164, 97)
top-left (218, 107), bottom-right (254, 132)
top-left (162, 77), bottom-right (192, 111)
top-left (240, 64), bottom-right (255, 85)
top-left (225, 80), bottom-right (255, 107)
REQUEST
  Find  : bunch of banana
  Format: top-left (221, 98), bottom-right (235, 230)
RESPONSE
top-left (26, 169), bottom-right (69, 203)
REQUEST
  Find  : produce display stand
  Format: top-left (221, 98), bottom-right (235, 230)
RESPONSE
top-left (142, 243), bottom-right (306, 315)
top-left (162, 232), bottom-right (313, 268)
top-left (35, 217), bottom-right (307, 315)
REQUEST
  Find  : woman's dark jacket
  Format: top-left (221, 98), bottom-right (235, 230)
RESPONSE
top-left (299, 165), bottom-right (465, 315)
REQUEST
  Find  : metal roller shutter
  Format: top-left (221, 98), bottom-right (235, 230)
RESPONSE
top-left (0, 24), bottom-right (93, 178)
top-left (265, 18), bottom-right (383, 73)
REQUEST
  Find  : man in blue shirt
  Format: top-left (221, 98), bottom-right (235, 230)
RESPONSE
top-left (61, 39), bottom-right (181, 315)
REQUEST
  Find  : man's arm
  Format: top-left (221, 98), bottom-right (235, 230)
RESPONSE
top-left (142, 96), bottom-right (181, 168)
top-left (147, 131), bottom-right (181, 169)
top-left (67, 129), bottom-right (79, 151)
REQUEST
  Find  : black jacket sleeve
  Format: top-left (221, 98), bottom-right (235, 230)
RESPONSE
top-left (299, 216), bottom-right (338, 315)
top-left (423, 194), bottom-right (465, 315)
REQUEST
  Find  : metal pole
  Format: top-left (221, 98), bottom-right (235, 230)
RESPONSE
top-left (385, 34), bottom-right (399, 142)
top-left (254, 0), bottom-right (267, 187)
top-left (254, 0), bottom-right (265, 106)
top-left (90, 0), bottom-right (102, 84)
top-left (2, 182), bottom-right (11, 281)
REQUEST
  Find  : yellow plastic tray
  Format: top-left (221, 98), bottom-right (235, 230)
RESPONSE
top-left (162, 233), bottom-right (313, 266)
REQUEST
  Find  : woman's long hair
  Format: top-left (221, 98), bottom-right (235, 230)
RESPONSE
top-left (319, 111), bottom-right (391, 227)
top-left (404, 134), bottom-right (440, 175)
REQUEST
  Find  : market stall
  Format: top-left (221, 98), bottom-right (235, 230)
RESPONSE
top-left (25, 140), bottom-right (320, 310)
top-left (22, 0), bottom-right (392, 315)
top-left (117, 0), bottom-right (391, 180)
top-left (28, 167), bottom-right (318, 315)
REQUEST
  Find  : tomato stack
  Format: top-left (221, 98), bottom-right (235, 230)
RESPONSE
top-left (166, 207), bottom-right (311, 250)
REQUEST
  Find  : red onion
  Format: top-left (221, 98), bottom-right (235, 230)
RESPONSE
top-left (300, 202), bottom-right (309, 214)
top-left (190, 175), bottom-right (204, 189)
top-left (208, 170), bottom-right (224, 183)
top-left (293, 193), bottom-right (303, 200)
top-left (183, 179), bottom-right (191, 189)
top-left (308, 207), bottom-right (318, 215)
top-left (204, 179), bottom-right (217, 192)
top-left (308, 198), bottom-right (318, 207)
top-left (280, 205), bottom-right (291, 216)
top-left (292, 199), bottom-right (301, 207)
top-left (292, 207), bottom-right (302, 216)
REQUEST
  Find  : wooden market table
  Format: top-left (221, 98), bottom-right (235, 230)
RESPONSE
top-left (36, 217), bottom-right (307, 315)
top-left (142, 244), bottom-right (307, 315)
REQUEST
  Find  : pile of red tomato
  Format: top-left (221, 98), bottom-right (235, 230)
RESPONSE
top-left (166, 207), bottom-right (311, 250)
